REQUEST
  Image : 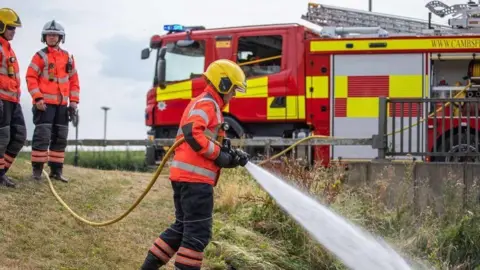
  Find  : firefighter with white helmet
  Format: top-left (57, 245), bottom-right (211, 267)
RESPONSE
top-left (0, 8), bottom-right (27, 188)
top-left (41, 20), bottom-right (66, 44)
top-left (26, 19), bottom-right (80, 182)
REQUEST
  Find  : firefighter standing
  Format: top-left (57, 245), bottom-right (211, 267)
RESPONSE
top-left (26, 20), bottom-right (80, 182)
top-left (0, 8), bottom-right (27, 188)
top-left (140, 59), bottom-right (250, 270)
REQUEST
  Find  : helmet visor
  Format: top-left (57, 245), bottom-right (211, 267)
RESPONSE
top-left (233, 85), bottom-right (246, 93)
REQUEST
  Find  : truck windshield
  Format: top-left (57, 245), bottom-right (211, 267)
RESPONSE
top-left (163, 40), bottom-right (205, 83)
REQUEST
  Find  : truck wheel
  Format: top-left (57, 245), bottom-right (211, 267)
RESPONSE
top-left (437, 132), bottom-right (479, 162)
top-left (223, 116), bottom-right (245, 138)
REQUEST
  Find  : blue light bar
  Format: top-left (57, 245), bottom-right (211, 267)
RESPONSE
top-left (164, 24), bottom-right (185, 32)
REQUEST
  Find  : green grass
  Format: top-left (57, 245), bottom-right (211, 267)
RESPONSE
top-left (17, 150), bottom-right (149, 172)
top-left (1, 157), bottom-right (480, 269)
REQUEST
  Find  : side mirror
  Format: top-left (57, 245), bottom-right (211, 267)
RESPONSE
top-left (141, 48), bottom-right (150, 60)
top-left (157, 47), bottom-right (167, 89)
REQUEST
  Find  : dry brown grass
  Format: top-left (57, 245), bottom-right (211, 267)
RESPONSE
top-left (0, 160), bottom-right (177, 270)
top-left (0, 159), bottom-right (299, 270)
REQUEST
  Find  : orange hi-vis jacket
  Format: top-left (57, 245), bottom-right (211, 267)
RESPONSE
top-left (0, 36), bottom-right (21, 103)
top-left (26, 46), bottom-right (80, 105)
top-left (169, 86), bottom-right (227, 186)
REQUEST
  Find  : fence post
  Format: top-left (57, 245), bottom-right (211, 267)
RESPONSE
top-left (373, 97), bottom-right (388, 160)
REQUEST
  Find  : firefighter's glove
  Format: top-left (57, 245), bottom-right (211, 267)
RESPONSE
top-left (69, 102), bottom-right (78, 110)
top-left (35, 99), bottom-right (47, 111)
top-left (68, 106), bottom-right (77, 119)
top-left (232, 148), bottom-right (249, 167)
top-left (214, 149), bottom-right (237, 168)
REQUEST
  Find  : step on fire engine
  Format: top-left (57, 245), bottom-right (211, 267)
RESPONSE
top-left (141, 1), bottom-right (480, 166)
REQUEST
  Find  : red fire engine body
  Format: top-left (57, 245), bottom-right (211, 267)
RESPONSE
top-left (141, 5), bottom-right (480, 166)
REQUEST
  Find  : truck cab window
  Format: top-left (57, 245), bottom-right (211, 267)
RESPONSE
top-left (164, 40), bottom-right (206, 83)
top-left (236, 35), bottom-right (282, 78)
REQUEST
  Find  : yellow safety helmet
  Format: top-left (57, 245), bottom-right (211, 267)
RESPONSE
top-left (203, 59), bottom-right (247, 95)
top-left (0, 8), bottom-right (21, 34)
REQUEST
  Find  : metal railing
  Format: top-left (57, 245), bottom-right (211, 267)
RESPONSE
top-left (375, 97), bottom-right (480, 161)
top-left (32, 96), bottom-right (480, 164)
top-left (23, 139), bottom-right (149, 147)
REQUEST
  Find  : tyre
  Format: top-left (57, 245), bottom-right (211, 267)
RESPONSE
top-left (436, 132), bottom-right (480, 162)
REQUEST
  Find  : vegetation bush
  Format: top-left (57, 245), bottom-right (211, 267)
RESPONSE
top-left (208, 160), bottom-right (480, 270)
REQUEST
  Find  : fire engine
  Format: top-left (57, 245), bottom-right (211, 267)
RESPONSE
top-left (140, 1), bottom-right (480, 166)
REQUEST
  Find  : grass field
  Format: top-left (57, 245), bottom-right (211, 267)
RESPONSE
top-left (17, 150), bottom-right (149, 172)
top-left (1, 157), bottom-right (480, 269)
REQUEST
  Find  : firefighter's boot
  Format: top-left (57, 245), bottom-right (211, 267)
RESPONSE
top-left (0, 174), bottom-right (16, 188)
top-left (32, 166), bottom-right (43, 181)
top-left (50, 166), bottom-right (69, 183)
top-left (140, 253), bottom-right (165, 270)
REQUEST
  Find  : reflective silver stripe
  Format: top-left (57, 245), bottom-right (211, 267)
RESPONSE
top-left (56, 76), bottom-right (69, 83)
top-left (29, 88), bottom-right (41, 95)
top-left (205, 141), bottom-right (215, 157)
top-left (44, 93), bottom-right (57, 99)
top-left (188, 109), bottom-right (209, 124)
top-left (0, 89), bottom-right (19, 98)
top-left (43, 93), bottom-right (68, 103)
top-left (29, 62), bottom-right (41, 74)
top-left (195, 97), bottom-right (222, 124)
top-left (70, 90), bottom-right (79, 97)
top-left (69, 68), bottom-right (77, 76)
top-left (0, 67), bottom-right (6, 75)
top-left (170, 160), bottom-right (217, 180)
top-left (186, 97), bottom-right (221, 124)
top-left (37, 50), bottom-right (50, 79)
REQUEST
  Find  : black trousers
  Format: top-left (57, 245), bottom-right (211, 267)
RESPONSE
top-left (141, 181), bottom-right (214, 270)
top-left (31, 104), bottom-right (69, 169)
top-left (0, 100), bottom-right (27, 173)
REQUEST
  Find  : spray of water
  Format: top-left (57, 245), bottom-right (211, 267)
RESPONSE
top-left (245, 162), bottom-right (413, 270)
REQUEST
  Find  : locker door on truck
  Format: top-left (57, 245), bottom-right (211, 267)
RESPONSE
top-left (331, 53), bottom-right (425, 160)
top-left (305, 54), bottom-right (331, 161)
top-left (232, 33), bottom-right (287, 121)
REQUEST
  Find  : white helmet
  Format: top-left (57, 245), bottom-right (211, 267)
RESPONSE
top-left (41, 20), bottom-right (65, 43)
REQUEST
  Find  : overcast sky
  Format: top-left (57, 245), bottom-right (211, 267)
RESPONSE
top-left (5, 0), bottom-right (450, 140)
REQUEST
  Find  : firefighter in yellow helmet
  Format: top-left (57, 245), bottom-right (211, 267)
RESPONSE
top-left (0, 8), bottom-right (26, 188)
top-left (140, 59), bottom-right (249, 270)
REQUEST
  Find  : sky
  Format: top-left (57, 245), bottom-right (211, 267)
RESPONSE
top-left (4, 0), bottom-right (451, 140)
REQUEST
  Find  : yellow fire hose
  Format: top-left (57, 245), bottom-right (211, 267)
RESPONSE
top-left (42, 85), bottom-right (471, 227)
top-left (43, 135), bottom-right (326, 227)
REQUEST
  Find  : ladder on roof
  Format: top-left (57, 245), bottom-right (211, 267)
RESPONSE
top-left (301, 1), bottom-right (480, 38)
top-left (426, 0), bottom-right (480, 29)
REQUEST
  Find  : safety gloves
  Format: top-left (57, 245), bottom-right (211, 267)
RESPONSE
top-left (213, 138), bottom-right (250, 168)
top-left (232, 148), bottom-right (249, 167)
